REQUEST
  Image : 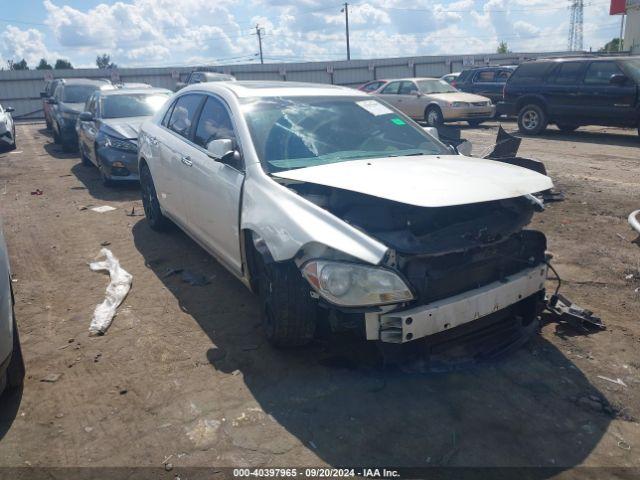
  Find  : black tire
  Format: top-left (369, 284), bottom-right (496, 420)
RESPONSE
top-left (557, 124), bottom-right (578, 132)
top-left (517, 103), bottom-right (547, 135)
top-left (424, 106), bottom-right (444, 127)
top-left (467, 120), bottom-right (484, 127)
top-left (259, 260), bottom-right (317, 348)
top-left (45, 118), bottom-right (52, 131)
top-left (6, 310), bottom-right (25, 390)
top-left (140, 163), bottom-right (171, 231)
top-left (80, 144), bottom-right (92, 166)
top-left (53, 123), bottom-right (61, 144)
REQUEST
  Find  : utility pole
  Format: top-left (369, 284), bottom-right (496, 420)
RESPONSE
top-left (341, 3), bottom-right (351, 61)
top-left (255, 24), bottom-right (264, 64)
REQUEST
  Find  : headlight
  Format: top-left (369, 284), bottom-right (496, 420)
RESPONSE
top-left (301, 260), bottom-right (414, 307)
top-left (102, 135), bottom-right (137, 153)
top-left (451, 101), bottom-right (469, 108)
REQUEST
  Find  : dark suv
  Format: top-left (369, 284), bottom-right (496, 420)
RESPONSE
top-left (453, 66), bottom-right (516, 104)
top-left (48, 79), bottom-right (113, 151)
top-left (499, 57), bottom-right (640, 136)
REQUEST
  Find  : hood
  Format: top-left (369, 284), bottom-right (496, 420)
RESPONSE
top-left (427, 92), bottom-right (491, 104)
top-left (273, 155), bottom-right (553, 208)
top-left (61, 103), bottom-right (85, 114)
top-left (101, 117), bottom-right (146, 139)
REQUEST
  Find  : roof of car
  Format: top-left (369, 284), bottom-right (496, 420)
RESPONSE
top-left (378, 77), bottom-right (440, 82)
top-left (183, 80), bottom-right (366, 98)
top-left (527, 55), bottom-right (640, 63)
top-left (60, 78), bottom-right (111, 86)
top-left (99, 87), bottom-right (171, 97)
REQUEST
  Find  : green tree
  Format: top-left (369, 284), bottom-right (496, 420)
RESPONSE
top-left (96, 53), bottom-right (117, 69)
top-left (497, 41), bottom-right (510, 54)
top-left (36, 58), bottom-right (53, 70)
top-left (9, 59), bottom-right (29, 70)
top-left (599, 38), bottom-right (622, 53)
top-left (54, 59), bottom-right (73, 70)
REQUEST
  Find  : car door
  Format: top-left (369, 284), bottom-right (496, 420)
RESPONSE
top-left (376, 81), bottom-right (402, 109)
top-left (471, 69), bottom-right (499, 101)
top-left (181, 95), bottom-right (244, 274)
top-left (579, 61), bottom-right (637, 124)
top-left (544, 62), bottom-right (587, 120)
top-left (396, 81), bottom-right (422, 118)
top-left (153, 93), bottom-right (205, 222)
top-left (78, 93), bottom-right (99, 163)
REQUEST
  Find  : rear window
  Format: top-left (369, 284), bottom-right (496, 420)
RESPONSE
top-left (509, 62), bottom-right (555, 85)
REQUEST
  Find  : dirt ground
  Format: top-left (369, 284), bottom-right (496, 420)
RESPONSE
top-left (0, 121), bottom-right (639, 478)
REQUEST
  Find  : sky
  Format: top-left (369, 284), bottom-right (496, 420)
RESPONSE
top-left (0, 0), bottom-right (624, 69)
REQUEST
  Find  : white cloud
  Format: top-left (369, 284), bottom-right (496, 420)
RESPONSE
top-left (0, 25), bottom-right (54, 66)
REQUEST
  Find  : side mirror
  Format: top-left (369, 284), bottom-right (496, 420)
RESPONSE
top-left (609, 74), bottom-right (628, 86)
top-left (206, 138), bottom-right (242, 168)
top-left (413, 91), bottom-right (422, 97)
top-left (5, 107), bottom-right (15, 113)
top-left (40, 92), bottom-right (48, 98)
top-left (79, 111), bottom-right (93, 122)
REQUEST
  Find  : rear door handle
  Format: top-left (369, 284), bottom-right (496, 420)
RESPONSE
top-left (181, 155), bottom-right (193, 167)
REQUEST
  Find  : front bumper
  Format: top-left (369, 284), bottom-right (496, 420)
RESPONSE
top-left (373, 265), bottom-right (547, 343)
top-left (97, 146), bottom-right (140, 182)
top-left (442, 104), bottom-right (496, 121)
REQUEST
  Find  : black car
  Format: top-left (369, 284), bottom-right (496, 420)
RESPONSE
top-left (40, 79), bottom-right (63, 131)
top-left (453, 66), bottom-right (516, 104)
top-left (76, 87), bottom-right (171, 185)
top-left (47, 78), bottom-right (113, 151)
top-left (498, 56), bottom-right (640, 136)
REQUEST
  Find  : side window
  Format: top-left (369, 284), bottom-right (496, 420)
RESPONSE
top-left (399, 81), bottom-right (418, 94)
top-left (167, 94), bottom-right (203, 139)
top-left (363, 82), bottom-right (381, 92)
top-left (496, 70), bottom-right (512, 82)
top-left (194, 96), bottom-right (236, 148)
top-left (161, 100), bottom-right (175, 127)
top-left (85, 94), bottom-right (95, 115)
top-left (190, 73), bottom-right (202, 84)
top-left (475, 70), bottom-right (496, 83)
top-left (510, 62), bottom-right (554, 85)
top-left (380, 81), bottom-right (401, 94)
top-left (584, 62), bottom-right (623, 85)
top-left (549, 62), bottom-right (585, 85)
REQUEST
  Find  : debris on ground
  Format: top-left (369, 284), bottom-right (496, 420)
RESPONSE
top-left (91, 205), bottom-right (116, 213)
top-left (30, 189), bottom-right (43, 196)
top-left (126, 206), bottom-right (144, 217)
top-left (100, 241), bottom-right (111, 247)
top-left (545, 293), bottom-right (605, 332)
top-left (597, 375), bottom-right (627, 388)
top-left (41, 373), bottom-right (62, 383)
top-left (181, 270), bottom-right (213, 286)
top-left (88, 248), bottom-right (133, 335)
top-left (629, 210), bottom-right (640, 235)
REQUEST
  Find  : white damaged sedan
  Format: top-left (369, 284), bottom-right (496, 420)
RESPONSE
top-left (138, 81), bottom-right (553, 352)
top-left (0, 104), bottom-right (16, 151)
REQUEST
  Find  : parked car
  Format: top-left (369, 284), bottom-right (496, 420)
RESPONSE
top-left (358, 80), bottom-right (389, 93)
top-left (175, 71), bottom-right (236, 91)
top-left (498, 56), bottom-right (640, 135)
top-left (374, 77), bottom-right (495, 126)
top-left (41, 78), bottom-right (63, 130)
top-left (48, 79), bottom-right (114, 151)
top-left (440, 72), bottom-right (460, 85)
top-left (0, 218), bottom-right (24, 396)
top-left (116, 82), bottom-right (153, 89)
top-left (0, 104), bottom-right (16, 151)
top-left (454, 66), bottom-right (516, 104)
top-left (76, 87), bottom-right (171, 185)
top-left (138, 81), bottom-right (552, 351)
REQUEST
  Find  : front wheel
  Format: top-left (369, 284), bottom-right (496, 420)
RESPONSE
top-left (259, 260), bottom-right (317, 348)
top-left (424, 106), bottom-right (444, 127)
top-left (140, 163), bottom-right (171, 231)
top-left (517, 104), bottom-right (547, 135)
top-left (53, 123), bottom-right (61, 144)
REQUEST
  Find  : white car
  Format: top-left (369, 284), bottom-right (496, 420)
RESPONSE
top-left (138, 81), bottom-right (552, 350)
top-left (0, 104), bottom-right (16, 151)
top-left (0, 219), bottom-right (24, 395)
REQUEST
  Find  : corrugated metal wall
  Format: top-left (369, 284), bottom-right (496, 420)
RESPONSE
top-left (0, 51), bottom-right (590, 119)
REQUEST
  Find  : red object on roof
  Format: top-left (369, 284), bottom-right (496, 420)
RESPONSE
top-left (610, 0), bottom-right (626, 15)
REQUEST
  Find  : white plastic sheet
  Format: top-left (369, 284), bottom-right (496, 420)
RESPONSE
top-left (89, 248), bottom-right (132, 335)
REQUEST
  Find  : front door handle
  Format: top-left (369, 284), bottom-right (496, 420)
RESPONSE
top-left (181, 155), bottom-right (193, 167)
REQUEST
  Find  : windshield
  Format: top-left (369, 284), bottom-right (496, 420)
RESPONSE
top-left (242, 96), bottom-right (448, 172)
top-left (101, 93), bottom-right (170, 119)
top-left (622, 59), bottom-right (640, 83)
top-left (63, 85), bottom-right (99, 103)
top-left (417, 79), bottom-right (459, 94)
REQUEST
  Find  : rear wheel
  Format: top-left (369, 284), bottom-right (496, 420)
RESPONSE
top-left (425, 106), bottom-right (444, 127)
top-left (140, 163), bottom-right (171, 231)
top-left (259, 259), bottom-right (317, 348)
top-left (53, 123), bottom-right (61, 144)
top-left (517, 104), bottom-right (547, 135)
top-left (557, 124), bottom-right (578, 132)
